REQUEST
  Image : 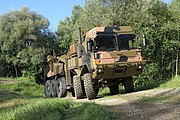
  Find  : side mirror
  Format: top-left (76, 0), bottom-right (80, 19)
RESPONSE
top-left (87, 39), bottom-right (93, 52)
top-left (143, 34), bottom-right (147, 47)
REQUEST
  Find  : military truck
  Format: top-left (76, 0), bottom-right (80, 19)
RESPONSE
top-left (44, 26), bottom-right (146, 100)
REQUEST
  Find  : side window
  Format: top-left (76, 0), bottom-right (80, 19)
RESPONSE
top-left (119, 40), bottom-right (129, 50)
top-left (95, 36), bottom-right (114, 51)
top-left (118, 34), bottom-right (136, 50)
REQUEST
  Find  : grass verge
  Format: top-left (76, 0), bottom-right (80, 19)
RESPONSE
top-left (158, 76), bottom-right (180, 89)
top-left (0, 77), bottom-right (117, 120)
top-left (66, 102), bottom-right (117, 120)
top-left (0, 80), bottom-right (44, 103)
top-left (139, 95), bottom-right (180, 104)
top-left (0, 99), bottom-right (70, 120)
top-left (138, 76), bottom-right (180, 104)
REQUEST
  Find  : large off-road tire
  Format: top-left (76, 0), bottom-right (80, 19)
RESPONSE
top-left (109, 85), bottom-right (119, 95)
top-left (73, 75), bottom-right (84, 99)
top-left (57, 77), bottom-right (67, 98)
top-left (44, 80), bottom-right (52, 97)
top-left (123, 76), bottom-right (134, 93)
top-left (51, 80), bottom-right (58, 97)
top-left (83, 73), bottom-right (96, 100)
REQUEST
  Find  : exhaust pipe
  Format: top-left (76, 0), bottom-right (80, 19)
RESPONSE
top-left (78, 27), bottom-right (82, 45)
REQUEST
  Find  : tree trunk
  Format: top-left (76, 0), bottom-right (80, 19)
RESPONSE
top-left (15, 65), bottom-right (18, 78)
top-left (176, 52), bottom-right (178, 76)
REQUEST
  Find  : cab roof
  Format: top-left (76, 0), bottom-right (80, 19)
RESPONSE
top-left (86, 26), bottom-right (135, 39)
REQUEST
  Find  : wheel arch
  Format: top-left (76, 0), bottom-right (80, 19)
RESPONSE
top-left (81, 65), bottom-right (90, 76)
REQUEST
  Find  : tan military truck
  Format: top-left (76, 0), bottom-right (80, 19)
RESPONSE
top-left (44, 26), bottom-right (146, 100)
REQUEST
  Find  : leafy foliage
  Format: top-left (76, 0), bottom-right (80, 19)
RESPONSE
top-left (0, 0), bottom-right (179, 86)
top-left (56, 5), bottom-right (83, 51)
top-left (0, 7), bottom-right (55, 80)
top-left (56, 0), bottom-right (179, 87)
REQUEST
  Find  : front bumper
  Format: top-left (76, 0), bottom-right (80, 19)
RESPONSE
top-left (92, 60), bottom-right (146, 79)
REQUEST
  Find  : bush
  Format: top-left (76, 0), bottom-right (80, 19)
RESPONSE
top-left (134, 63), bottom-right (162, 90)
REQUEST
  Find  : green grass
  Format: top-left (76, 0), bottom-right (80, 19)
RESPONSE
top-left (0, 99), bottom-right (70, 120)
top-left (66, 103), bottom-right (116, 120)
top-left (139, 95), bottom-right (180, 104)
top-left (0, 77), bottom-right (117, 120)
top-left (158, 76), bottom-right (180, 89)
top-left (0, 99), bottom-right (116, 120)
top-left (138, 76), bottom-right (180, 104)
top-left (0, 78), bottom-right (44, 103)
top-left (140, 96), bottom-right (168, 103)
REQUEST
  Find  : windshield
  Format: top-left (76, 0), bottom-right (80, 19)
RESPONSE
top-left (94, 34), bottom-right (136, 51)
top-left (95, 35), bottom-right (115, 51)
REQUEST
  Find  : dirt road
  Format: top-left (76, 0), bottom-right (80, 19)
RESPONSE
top-left (0, 78), bottom-right (19, 84)
top-left (66, 88), bottom-right (180, 120)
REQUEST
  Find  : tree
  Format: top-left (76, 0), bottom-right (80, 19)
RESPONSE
top-left (56, 5), bottom-right (83, 51)
top-left (169, 0), bottom-right (180, 76)
top-left (0, 7), bottom-right (54, 78)
top-left (57, 0), bottom-right (179, 87)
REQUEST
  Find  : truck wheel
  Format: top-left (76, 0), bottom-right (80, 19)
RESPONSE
top-left (109, 85), bottom-right (119, 95)
top-left (57, 77), bottom-right (67, 98)
top-left (73, 75), bottom-right (84, 99)
top-left (52, 80), bottom-right (58, 97)
top-left (123, 76), bottom-right (134, 93)
top-left (44, 80), bottom-right (52, 97)
top-left (83, 73), bottom-right (96, 100)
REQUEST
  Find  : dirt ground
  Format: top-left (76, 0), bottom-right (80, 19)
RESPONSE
top-left (0, 78), bottom-right (19, 84)
top-left (66, 88), bottom-right (180, 120)
top-left (0, 79), bottom-right (20, 100)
